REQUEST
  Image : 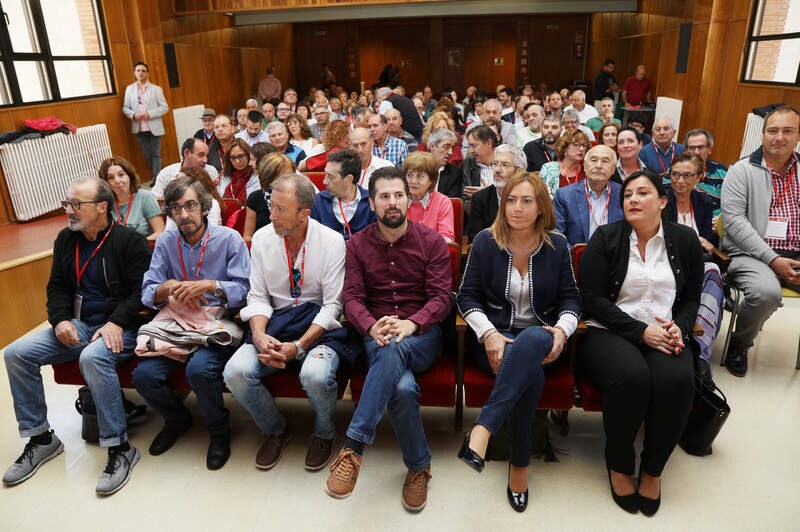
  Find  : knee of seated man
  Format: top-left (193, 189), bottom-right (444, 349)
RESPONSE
top-left (748, 278), bottom-right (782, 308)
top-left (393, 371), bottom-right (420, 402)
top-left (299, 347), bottom-right (337, 390)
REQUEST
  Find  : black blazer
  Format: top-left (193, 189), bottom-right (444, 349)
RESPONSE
top-left (665, 188), bottom-right (718, 247)
top-left (437, 163), bottom-right (463, 199)
top-left (579, 220), bottom-right (704, 344)
top-left (465, 185), bottom-right (499, 242)
top-left (460, 155), bottom-right (482, 189)
top-left (523, 139), bottom-right (555, 172)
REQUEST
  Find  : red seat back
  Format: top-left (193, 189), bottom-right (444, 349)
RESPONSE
top-left (304, 171), bottom-right (326, 190)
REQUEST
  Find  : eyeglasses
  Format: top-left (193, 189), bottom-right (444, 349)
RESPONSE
top-left (61, 200), bottom-right (103, 211)
top-left (570, 143), bottom-right (590, 150)
top-left (491, 161), bottom-right (515, 169)
top-left (230, 154), bottom-right (248, 161)
top-left (686, 145), bottom-right (708, 151)
top-left (670, 171), bottom-right (697, 181)
top-left (168, 200), bottom-right (201, 215)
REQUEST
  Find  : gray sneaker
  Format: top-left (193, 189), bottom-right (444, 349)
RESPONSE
top-left (3, 432), bottom-right (64, 486)
top-left (95, 444), bottom-right (140, 496)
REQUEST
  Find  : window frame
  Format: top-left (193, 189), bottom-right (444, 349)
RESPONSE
top-left (0, 0), bottom-right (115, 108)
top-left (740, 0), bottom-right (800, 87)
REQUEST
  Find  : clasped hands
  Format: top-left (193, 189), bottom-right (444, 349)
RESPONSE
top-left (161, 279), bottom-right (215, 311)
top-left (368, 315), bottom-right (419, 346)
top-left (253, 331), bottom-right (299, 369)
top-left (483, 326), bottom-right (567, 374)
top-left (641, 317), bottom-right (684, 355)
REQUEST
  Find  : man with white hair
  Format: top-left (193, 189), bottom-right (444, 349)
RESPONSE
top-left (516, 103), bottom-right (545, 149)
top-left (461, 99), bottom-right (517, 157)
top-left (349, 127), bottom-right (393, 188)
top-left (585, 97), bottom-right (621, 133)
top-left (267, 121), bottom-right (306, 165)
top-left (561, 109), bottom-right (596, 142)
top-left (639, 116), bottom-right (684, 175)
top-left (245, 99), bottom-right (259, 112)
top-left (385, 108), bottom-right (418, 152)
top-left (563, 90), bottom-right (598, 124)
top-left (465, 144), bottom-right (527, 242)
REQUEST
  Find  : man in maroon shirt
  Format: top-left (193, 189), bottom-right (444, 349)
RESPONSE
top-left (622, 65), bottom-right (652, 107)
top-left (324, 167), bottom-right (451, 512)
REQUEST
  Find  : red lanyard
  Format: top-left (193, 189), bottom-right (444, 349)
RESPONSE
top-left (284, 238), bottom-right (306, 305)
top-left (359, 167), bottom-right (369, 188)
top-left (562, 164), bottom-right (583, 186)
top-left (337, 198), bottom-right (353, 239)
top-left (543, 149), bottom-right (553, 162)
top-left (75, 222), bottom-right (114, 286)
top-left (177, 230), bottom-right (211, 281)
top-left (767, 161), bottom-right (798, 207)
top-left (584, 180), bottom-right (610, 228)
top-left (654, 141), bottom-right (674, 175)
top-left (114, 193), bottom-right (135, 226)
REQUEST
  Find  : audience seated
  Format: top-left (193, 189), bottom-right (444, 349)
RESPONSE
top-left (165, 167), bottom-right (223, 230)
top-left (218, 139), bottom-right (260, 208)
top-left (152, 138), bottom-right (219, 200)
top-left (266, 121), bottom-right (307, 165)
top-left (402, 151), bottom-right (455, 242)
top-left (368, 113), bottom-right (408, 167)
top-left (235, 110), bottom-right (270, 146)
top-left (349, 127), bottom-right (393, 188)
top-left (298, 120), bottom-right (351, 172)
top-left (99, 156), bottom-right (164, 239)
top-left (243, 153), bottom-right (296, 241)
top-left (616, 127), bottom-right (647, 181)
top-left (523, 115), bottom-right (562, 172)
top-left (639, 117), bottom-right (684, 176)
top-left (539, 129), bottom-right (590, 197)
top-left (426, 128), bottom-right (462, 199)
top-left (286, 112), bottom-right (320, 155)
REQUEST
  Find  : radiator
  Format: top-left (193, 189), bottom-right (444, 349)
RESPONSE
top-left (740, 112), bottom-right (800, 159)
top-left (0, 124), bottom-right (112, 221)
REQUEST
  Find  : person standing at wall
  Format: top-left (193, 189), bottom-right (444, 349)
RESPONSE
top-left (122, 62), bottom-right (169, 186)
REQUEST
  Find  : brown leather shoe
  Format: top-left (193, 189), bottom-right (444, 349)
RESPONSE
top-left (255, 426), bottom-right (292, 470)
top-left (304, 435), bottom-right (334, 471)
top-left (325, 448), bottom-right (361, 499)
top-left (402, 465), bottom-right (431, 512)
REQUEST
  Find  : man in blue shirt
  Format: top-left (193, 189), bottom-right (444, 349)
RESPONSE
top-left (640, 116), bottom-right (684, 176)
top-left (133, 176), bottom-right (250, 470)
top-left (683, 128), bottom-right (728, 215)
top-left (369, 113), bottom-right (408, 167)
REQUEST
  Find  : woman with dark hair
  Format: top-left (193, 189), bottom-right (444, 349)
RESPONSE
top-left (219, 138), bottom-right (259, 206)
top-left (665, 152), bottom-right (723, 378)
top-left (98, 156), bottom-right (164, 238)
top-left (598, 122), bottom-right (621, 150)
top-left (164, 166), bottom-right (223, 231)
top-left (243, 153), bottom-right (295, 241)
top-left (286, 112), bottom-right (320, 155)
top-left (538, 129), bottom-right (590, 196)
top-left (577, 170), bottom-right (703, 516)
top-left (296, 102), bottom-right (313, 123)
top-left (457, 172), bottom-right (580, 512)
top-left (617, 127), bottom-right (647, 181)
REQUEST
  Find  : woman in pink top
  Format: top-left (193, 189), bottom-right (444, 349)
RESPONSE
top-left (402, 151), bottom-right (455, 243)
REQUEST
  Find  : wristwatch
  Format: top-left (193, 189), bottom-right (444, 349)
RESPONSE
top-left (293, 340), bottom-right (307, 361)
top-left (213, 281), bottom-right (225, 298)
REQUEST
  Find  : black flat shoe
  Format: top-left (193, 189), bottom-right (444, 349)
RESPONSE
top-left (638, 476), bottom-right (661, 517)
top-left (206, 434), bottom-right (231, 470)
top-left (149, 420), bottom-right (192, 456)
top-left (457, 432), bottom-right (484, 473)
top-left (607, 469), bottom-right (638, 514)
top-left (507, 485), bottom-right (528, 512)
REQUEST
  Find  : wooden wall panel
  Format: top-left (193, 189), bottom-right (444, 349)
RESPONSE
top-left (0, 255), bottom-right (52, 349)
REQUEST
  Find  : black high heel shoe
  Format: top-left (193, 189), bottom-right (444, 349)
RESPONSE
top-left (637, 475), bottom-right (661, 517)
top-left (457, 432), bottom-right (484, 473)
top-left (506, 465), bottom-right (528, 512)
top-left (607, 469), bottom-right (638, 514)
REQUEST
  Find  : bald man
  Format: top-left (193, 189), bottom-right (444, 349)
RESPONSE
top-left (385, 108), bottom-right (418, 152)
top-left (349, 127), bottom-right (393, 188)
top-left (553, 145), bottom-right (624, 247)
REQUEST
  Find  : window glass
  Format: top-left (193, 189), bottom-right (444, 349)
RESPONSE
top-left (5, 0), bottom-right (40, 53)
top-left (14, 60), bottom-right (51, 102)
top-left (54, 60), bottom-right (110, 98)
top-left (40, 0), bottom-right (104, 55)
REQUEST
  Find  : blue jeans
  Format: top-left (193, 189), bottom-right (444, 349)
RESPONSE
top-left (4, 320), bottom-right (136, 447)
top-left (134, 131), bottom-right (162, 178)
top-left (223, 343), bottom-right (339, 439)
top-left (346, 325), bottom-right (442, 471)
top-left (473, 327), bottom-right (552, 468)
top-left (132, 346), bottom-right (232, 436)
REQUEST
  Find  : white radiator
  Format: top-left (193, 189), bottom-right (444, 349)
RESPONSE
top-left (740, 112), bottom-right (800, 159)
top-left (0, 124), bottom-right (112, 221)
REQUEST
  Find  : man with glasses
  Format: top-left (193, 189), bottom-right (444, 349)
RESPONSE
top-left (465, 144), bottom-right (527, 242)
top-left (560, 109), bottom-right (596, 142)
top-left (682, 128), bottom-right (728, 215)
top-left (276, 103), bottom-right (292, 123)
top-left (310, 104), bottom-right (331, 142)
top-left (133, 176), bottom-right (250, 469)
top-left (225, 173), bottom-right (354, 472)
top-left (3, 177), bottom-right (151, 494)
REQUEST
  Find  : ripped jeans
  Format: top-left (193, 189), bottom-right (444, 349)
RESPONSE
top-left (223, 343), bottom-right (339, 438)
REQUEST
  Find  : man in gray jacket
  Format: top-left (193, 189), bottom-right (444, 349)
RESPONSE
top-left (721, 105), bottom-right (800, 376)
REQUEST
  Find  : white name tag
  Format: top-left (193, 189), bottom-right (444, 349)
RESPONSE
top-left (766, 216), bottom-right (788, 240)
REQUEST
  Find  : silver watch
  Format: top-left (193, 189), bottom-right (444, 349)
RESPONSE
top-left (213, 281), bottom-right (225, 298)
top-left (293, 340), bottom-right (307, 361)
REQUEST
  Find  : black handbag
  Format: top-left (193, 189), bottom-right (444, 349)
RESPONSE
top-left (679, 376), bottom-right (730, 456)
top-left (75, 386), bottom-right (147, 443)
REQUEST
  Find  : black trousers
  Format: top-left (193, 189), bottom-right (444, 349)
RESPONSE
top-left (576, 327), bottom-right (694, 476)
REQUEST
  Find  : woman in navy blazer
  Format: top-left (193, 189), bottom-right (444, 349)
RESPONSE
top-left (665, 152), bottom-right (724, 379)
top-left (456, 173), bottom-right (581, 512)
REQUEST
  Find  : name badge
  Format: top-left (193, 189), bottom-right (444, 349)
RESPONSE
top-left (766, 216), bottom-right (788, 240)
top-left (73, 293), bottom-right (83, 320)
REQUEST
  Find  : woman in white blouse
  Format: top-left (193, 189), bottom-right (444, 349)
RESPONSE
top-left (576, 170), bottom-right (704, 516)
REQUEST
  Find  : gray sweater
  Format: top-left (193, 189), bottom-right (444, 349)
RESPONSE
top-left (721, 147), bottom-right (799, 265)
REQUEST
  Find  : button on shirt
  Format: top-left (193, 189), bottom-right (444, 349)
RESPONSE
top-left (587, 184), bottom-right (611, 239)
top-left (239, 218), bottom-right (345, 332)
top-left (342, 221), bottom-right (452, 336)
top-left (142, 224), bottom-right (250, 309)
top-left (614, 223), bottom-right (676, 325)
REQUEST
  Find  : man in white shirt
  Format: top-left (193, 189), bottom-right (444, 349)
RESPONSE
top-left (235, 111), bottom-right (270, 146)
top-left (563, 90), bottom-right (599, 124)
top-left (151, 138), bottom-right (219, 200)
top-left (516, 103), bottom-right (545, 149)
top-left (224, 173), bottom-right (350, 472)
top-left (349, 127), bottom-right (393, 188)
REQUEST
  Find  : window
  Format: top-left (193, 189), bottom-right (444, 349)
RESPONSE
top-left (742, 0), bottom-right (800, 85)
top-left (0, 0), bottom-right (113, 107)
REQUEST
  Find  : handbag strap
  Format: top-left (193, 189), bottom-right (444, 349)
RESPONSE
top-left (697, 375), bottom-right (728, 404)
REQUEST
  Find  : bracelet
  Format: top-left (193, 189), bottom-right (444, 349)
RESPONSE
top-left (553, 325), bottom-right (568, 340)
top-left (480, 328), bottom-right (497, 344)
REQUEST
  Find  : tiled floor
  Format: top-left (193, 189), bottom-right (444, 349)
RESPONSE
top-left (1, 304), bottom-right (799, 531)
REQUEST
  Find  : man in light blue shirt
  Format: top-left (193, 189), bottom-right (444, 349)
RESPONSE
top-left (133, 176), bottom-right (250, 471)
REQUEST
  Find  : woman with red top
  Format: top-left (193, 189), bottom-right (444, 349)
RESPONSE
top-left (297, 120), bottom-right (351, 172)
top-left (538, 129), bottom-right (590, 197)
top-left (402, 151), bottom-right (455, 243)
top-left (220, 139), bottom-right (258, 207)
top-left (98, 156), bottom-right (164, 239)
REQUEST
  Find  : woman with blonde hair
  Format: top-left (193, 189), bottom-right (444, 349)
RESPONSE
top-left (457, 172), bottom-right (580, 512)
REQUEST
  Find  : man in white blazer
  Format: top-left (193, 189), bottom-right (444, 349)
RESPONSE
top-left (122, 62), bottom-right (169, 184)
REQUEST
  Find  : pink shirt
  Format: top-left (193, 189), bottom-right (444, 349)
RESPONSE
top-left (407, 190), bottom-right (455, 243)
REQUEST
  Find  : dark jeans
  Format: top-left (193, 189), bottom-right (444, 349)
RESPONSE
top-left (472, 327), bottom-right (552, 468)
top-left (576, 327), bottom-right (694, 477)
top-left (134, 131), bottom-right (162, 179)
top-left (132, 346), bottom-right (233, 437)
